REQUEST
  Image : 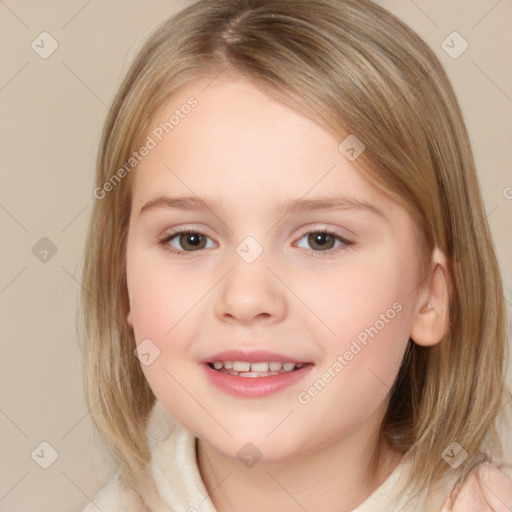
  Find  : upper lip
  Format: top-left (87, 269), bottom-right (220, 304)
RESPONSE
top-left (200, 350), bottom-right (311, 364)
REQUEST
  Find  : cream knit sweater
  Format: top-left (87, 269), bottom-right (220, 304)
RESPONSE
top-left (83, 402), bottom-right (512, 512)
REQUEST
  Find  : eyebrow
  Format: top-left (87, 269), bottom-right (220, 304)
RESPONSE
top-left (139, 194), bottom-right (386, 219)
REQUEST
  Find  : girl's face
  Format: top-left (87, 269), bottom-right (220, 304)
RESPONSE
top-left (126, 76), bottom-right (426, 463)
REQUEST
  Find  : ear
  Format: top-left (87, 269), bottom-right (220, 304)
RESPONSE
top-left (410, 247), bottom-right (451, 347)
top-left (127, 310), bottom-right (133, 329)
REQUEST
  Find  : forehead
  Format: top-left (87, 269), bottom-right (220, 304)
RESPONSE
top-left (130, 76), bottom-right (395, 218)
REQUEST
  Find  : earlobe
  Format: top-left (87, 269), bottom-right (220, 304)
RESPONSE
top-left (127, 311), bottom-right (133, 329)
top-left (410, 248), bottom-right (451, 347)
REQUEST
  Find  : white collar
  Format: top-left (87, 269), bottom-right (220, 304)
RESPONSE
top-left (145, 402), bottom-right (451, 512)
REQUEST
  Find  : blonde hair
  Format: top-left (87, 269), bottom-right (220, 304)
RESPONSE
top-left (81, 0), bottom-right (509, 502)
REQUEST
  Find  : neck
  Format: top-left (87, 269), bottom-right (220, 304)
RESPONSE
top-left (196, 406), bottom-right (403, 512)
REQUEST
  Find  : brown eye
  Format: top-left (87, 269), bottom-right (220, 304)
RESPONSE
top-left (295, 229), bottom-right (354, 256)
top-left (160, 230), bottom-right (215, 253)
top-left (307, 232), bottom-right (336, 251)
top-left (177, 232), bottom-right (207, 251)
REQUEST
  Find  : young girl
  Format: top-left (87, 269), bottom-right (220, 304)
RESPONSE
top-left (81, 0), bottom-right (512, 510)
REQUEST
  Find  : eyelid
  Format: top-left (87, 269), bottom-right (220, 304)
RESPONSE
top-left (295, 225), bottom-right (352, 241)
top-left (158, 228), bottom-right (216, 255)
top-left (293, 227), bottom-right (354, 256)
top-left (158, 225), bottom-right (354, 256)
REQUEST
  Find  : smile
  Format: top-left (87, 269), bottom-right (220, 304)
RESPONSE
top-left (202, 361), bottom-right (314, 398)
top-left (207, 360), bottom-right (306, 377)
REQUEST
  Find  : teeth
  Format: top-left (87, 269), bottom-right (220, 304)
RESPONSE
top-left (232, 361), bottom-right (251, 372)
top-left (209, 360), bottom-right (307, 376)
top-left (250, 362), bottom-right (269, 372)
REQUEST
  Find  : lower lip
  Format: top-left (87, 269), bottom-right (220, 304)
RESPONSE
top-left (201, 363), bottom-right (314, 398)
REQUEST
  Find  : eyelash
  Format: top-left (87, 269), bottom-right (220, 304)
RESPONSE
top-left (157, 228), bottom-right (354, 257)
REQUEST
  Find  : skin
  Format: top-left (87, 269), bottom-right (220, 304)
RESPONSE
top-left (125, 75), bottom-right (450, 511)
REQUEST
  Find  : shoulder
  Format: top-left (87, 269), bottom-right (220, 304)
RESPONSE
top-left (81, 403), bottom-right (184, 512)
top-left (439, 461), bottom-right (512, 512)
top-left (81, 472), bottom-right (122, 512)
top-left (81, 471), bottom-right (148, 512)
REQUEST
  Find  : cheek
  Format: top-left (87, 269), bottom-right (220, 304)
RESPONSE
top-left (303, 247), bottom-right (418, 344)
top-left (125, 244), bottom-right (218, 390)
top-left (126, 249), bottom-right (204, 415)
top-left (126, 248), bottom-right (203, 341)
top-left (298, 247), bottom-right (418, 403)
top-left (293, 280), bottom-right (414, 441)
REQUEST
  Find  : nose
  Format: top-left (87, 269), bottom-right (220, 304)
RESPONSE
top-left (214, 259), bottom-right (287, 326)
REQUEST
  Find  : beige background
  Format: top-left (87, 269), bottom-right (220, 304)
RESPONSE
top-left (1, 1), bottom-right (511, 511)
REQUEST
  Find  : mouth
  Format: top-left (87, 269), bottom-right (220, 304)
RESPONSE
top-left (201, 350), bottom-right (314, 397)
top-left (206, 360), bottom-right (310, 378)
